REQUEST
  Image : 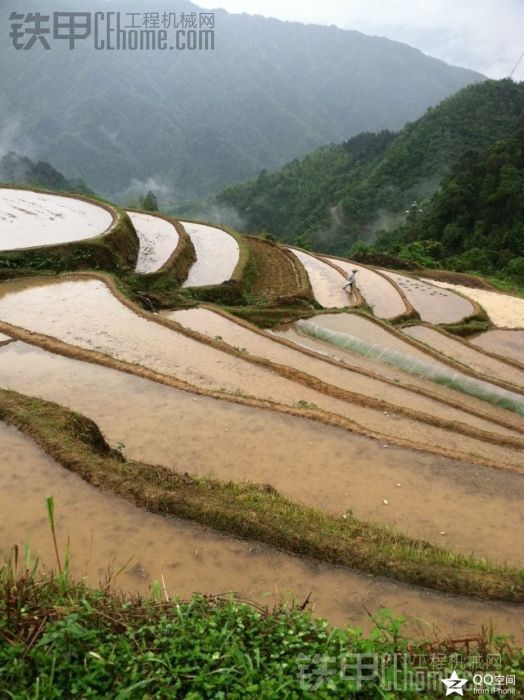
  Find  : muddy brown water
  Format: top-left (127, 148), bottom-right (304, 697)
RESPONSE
top-left (271, 327), bottom-right (524, 435)
top-left (288, 249), bottom-right (356, 308)
top-left (322, 257), bottom-right (406, 319)
top-left (181, 222), bottom-right (239, 287)
top-left (0, 342), bottom-right (523, 566)
top-left (403, 326), bottom-right (524, 391)
top-left (380, 272), bottom-right (474, 324)
top-left (471, 330), bottom-right (524, 366)
top-left (1, 422), bottom-right (523, 642)
top-left (167, 308), bottom-right (519, 440)
top-left (127, 211), bottom-right (179, 274)
top-left (0, 278), bottom-right (519, 468)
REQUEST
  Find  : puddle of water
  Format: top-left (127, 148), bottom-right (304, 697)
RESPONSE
top-left (0, 278), bottom-right (520, 468)
top-left (168, 308), bottom-right (519, 439)
top-left (127, 211), bottom-right (179, 273)
top-left (1, 421), bottom-right (523, 642)
top-left (181, 222), bottom-right (239, 287)
top-left (403, 326), bottom-right (524, 390)
top-left (0, 342), bottom-right (522, 566)
top-left (422, 280), bottom-right (524, 329)
top-left (289, 249), bottom-right (355, 308)
top-left (323, 258), bottom-right (406, 319)
top-left (380, 272), bottom-right (474, 324)
top-left (471, 330), bottom-right (524, 365)
top-left (0, 188), bottom-right (113, 250)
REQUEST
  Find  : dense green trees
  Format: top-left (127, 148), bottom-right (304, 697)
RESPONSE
top-left (218, 80), bottom-right (524, 271)
top-left (139, 190), bottom-right (159, 212)
top-left (382, 127), bottom-right (524, 280)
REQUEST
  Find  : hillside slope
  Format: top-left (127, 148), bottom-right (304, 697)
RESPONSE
top-left (1, 0), bottom-right (482, 200)
top-left (378, 126), bottom-right (524, 280)
top-left (0, 152), bottom-right (93, 196)
top-left (218, 80), bottom-right (524, 253)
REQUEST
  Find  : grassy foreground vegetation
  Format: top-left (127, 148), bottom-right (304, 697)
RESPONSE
top-left (0, 389), bottom-right (522, 604)
top-left (1, 556), bottom-right (522, 699)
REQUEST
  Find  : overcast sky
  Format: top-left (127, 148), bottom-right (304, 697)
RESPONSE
top-left (198, 0), bottom-right (524, 81)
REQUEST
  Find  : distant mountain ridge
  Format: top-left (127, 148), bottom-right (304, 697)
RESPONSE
top-left (1, 0), bottom-right (483, 201)
top-left (217, 80), bottom-right (524, 255)
top-left (0, 152), bottom-right (93, 196)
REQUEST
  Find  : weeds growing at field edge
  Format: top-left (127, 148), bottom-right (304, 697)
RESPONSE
top-left (0, 499), bottom-right (522, 698)
top-left (0, 388), bottom-right (523, 605)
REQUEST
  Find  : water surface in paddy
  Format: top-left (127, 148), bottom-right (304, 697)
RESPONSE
top-left (0, 342), bottom-right (522, 565)
top-left (272, 327), bottom-right (524, 435)
top-left (127, 211), bottom-right (179, 273)
top-left (181, 222), bottom-right (239, 287)
top-left (1, 278), bottom-right (519, 467)
top-left (403, 326), bottom-right (524, 390)
top-left (422, 280), bottom-right (524, 329)
top-left (0, 188), bottom-right (113, 250)
top-left (471, 330), bottom-right (524, 365)
top-left (168, 308), bottom-right (518, 439)
top-left (322, 257), bottom-right (406, 319)
top-left (380, 272), bottom-right (474, 324)
top-left (1, 422), bottom-right (523, 643)
top-left (289, 249), bottom-right (355, 308)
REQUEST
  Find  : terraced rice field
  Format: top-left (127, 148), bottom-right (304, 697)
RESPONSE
top-left (3, 423), bottom-right (522, 641)
top-left (403, 325), bottom-right (524, 390)
top-left (322, 257), bottom-right (407, 319)
top-left (380, 271), bottom-right (475, 323)
top-left (0, 278), bottom-right (521, 468)
top-left (168, 308), bottom-right (520, 440)
top-left (288, 248), bottom-right (356, 308)
top-left (248, 236), bottom-right (310, 301)
top-left (127, 210), bottom-right (179, 273)
top-left (0, 192), bottom-right (523, 643)
top-left (423, 279), bottom-right (524, 328)
top-left (0, 187), bottom-right (113, 249)
top-left (471, 329), bottom-right (524, 365)
top-left (2, 341), bottom-right (522, 564)
top-left (181, 221), bottom-right (239, 286)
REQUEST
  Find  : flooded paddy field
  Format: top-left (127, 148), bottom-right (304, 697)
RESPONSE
top-left (0, 341), bottom-right (522, 565)
top-left (322, 257), bottom-right (406, 319)
top-left (471, 330), bottom-right (524, 365)
top-left (422, 280), bottom-right (524, 329)
top-left (1, 421), bottom-right (523, 642)
top-left (0, 188), bottom-right (113, 250)
top-left (181, 222), bottom-right (239, 287)
top-left (271, 325), bottom-right (521, 429)
top-left (168, 307), bottom-right (520, 439)
top-left (403, 325), bottom-right (524, 390)
top-left (380, 271), bottom-right (475, 323)
top-left (288, 249), bottom-right (355, 308)
top-left (0, 278), bottom-right (520, 466)
top-left (127, 211), bottom-right (179, 273)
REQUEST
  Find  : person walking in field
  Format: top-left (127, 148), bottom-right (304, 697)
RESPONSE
top-left (343, 269), bottom-right (358, 292)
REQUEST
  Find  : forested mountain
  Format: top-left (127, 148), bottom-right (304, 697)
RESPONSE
top-left (218, 80), bottom-right (524, 255)
top-left (377, 127), bottom-right (524, 280)
top-left (0, 153), bottom-right (93, 196)
top-left (1, 0), bottom-right (482, 201)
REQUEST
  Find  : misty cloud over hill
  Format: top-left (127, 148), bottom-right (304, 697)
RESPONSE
top-left (1, 0), bottom-right (483, 202)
